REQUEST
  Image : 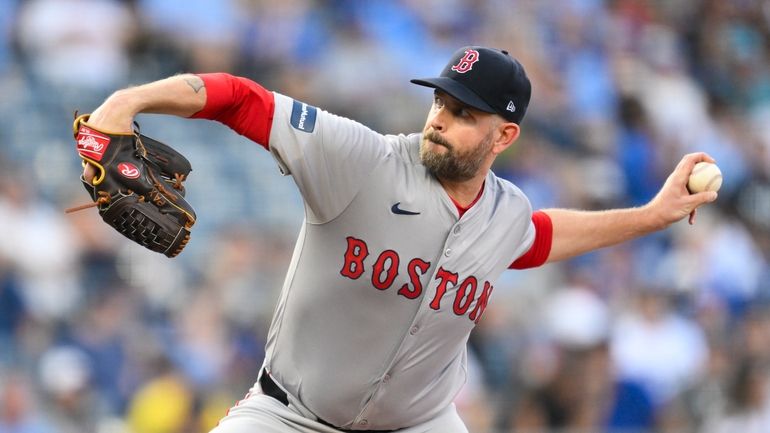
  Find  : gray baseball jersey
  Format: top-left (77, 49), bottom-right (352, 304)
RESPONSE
top-left (259, 93), bottom-right (535, 431)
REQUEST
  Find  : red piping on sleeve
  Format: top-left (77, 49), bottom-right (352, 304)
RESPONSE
top-left (189, 73), bottom-right (275, 150)
top-left (510, 210), bottom-right (553, 269)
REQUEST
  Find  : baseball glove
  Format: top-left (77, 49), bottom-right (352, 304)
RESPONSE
top-left (67, 114), bottom-right (196, 257)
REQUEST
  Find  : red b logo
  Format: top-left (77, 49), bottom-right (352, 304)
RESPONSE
top-left (451, 49), bottom-right (480, 74)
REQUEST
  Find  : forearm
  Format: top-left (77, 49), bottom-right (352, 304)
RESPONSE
top-left (87, 74), bottom-right (207, 132)
top-left (542, 206), bottom-right (663, 263)
top-left (88, 73), bottom-right (274, 147)
top-left (540, 153), bottom-right (719, 263)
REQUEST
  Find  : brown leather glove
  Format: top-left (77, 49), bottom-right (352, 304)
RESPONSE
top-left (68, 114), bottom-right (196, 257)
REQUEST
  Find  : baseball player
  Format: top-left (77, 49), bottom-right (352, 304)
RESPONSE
top-left (82, 46), bottom-right (718, 432)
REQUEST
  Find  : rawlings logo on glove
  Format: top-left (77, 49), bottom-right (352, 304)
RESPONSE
top-left (76, 127), bottom-right (110, 159)
top-left (67, 113), bottom-right (196, 257)
top-left (118, 162), bottom-right (141, 179)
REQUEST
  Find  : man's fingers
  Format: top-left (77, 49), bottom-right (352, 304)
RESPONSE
top-left (83, 163), bottom-right (97, 184)
top-left (673, 152), bottom-right (717, 186)
top-left (687, 191), bottom-right (717, 225)
top-left (693, 190), bottom-right (718, 204)
top-left (683, 152), bottom-right (716, 165)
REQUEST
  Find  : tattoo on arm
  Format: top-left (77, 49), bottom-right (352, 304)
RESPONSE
top-left (184, 76), bottom-right (205, 93)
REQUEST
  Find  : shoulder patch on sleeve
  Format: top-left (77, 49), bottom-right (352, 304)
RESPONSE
top-left (290, 100), bottom-right (317, 133)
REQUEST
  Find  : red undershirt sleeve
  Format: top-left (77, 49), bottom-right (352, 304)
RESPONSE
top-left (510, 210), bottom-right (553, 269)
top-left (189, 73), bottom-right (275, 150)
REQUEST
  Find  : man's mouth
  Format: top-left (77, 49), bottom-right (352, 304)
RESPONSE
top-left (425, 131), bottom-right (451, 149)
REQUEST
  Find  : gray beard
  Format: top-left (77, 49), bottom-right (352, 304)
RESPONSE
top-left (420, 130), bottom-right (493, 182)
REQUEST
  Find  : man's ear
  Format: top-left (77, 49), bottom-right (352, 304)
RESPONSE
top-left (492, 122), bottom-right (520, 155)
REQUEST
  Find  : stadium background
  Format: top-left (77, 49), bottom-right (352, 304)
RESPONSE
top-left (1, 0), bottom-right (770, 432)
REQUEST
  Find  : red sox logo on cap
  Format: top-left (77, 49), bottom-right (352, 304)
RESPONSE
top-left (451, 49), bottom-right (480, 74)
top-left (411, 46), bottom-right (531, 124)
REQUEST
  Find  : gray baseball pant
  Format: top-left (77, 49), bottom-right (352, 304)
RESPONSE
top-left (209, 383), bottom-right (469, 433)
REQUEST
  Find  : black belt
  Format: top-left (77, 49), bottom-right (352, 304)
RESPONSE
top-left (259, 372), bottom-right (396, 433)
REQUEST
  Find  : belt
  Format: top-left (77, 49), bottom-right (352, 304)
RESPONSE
top-left (259, 372), bottom-right (396, 433)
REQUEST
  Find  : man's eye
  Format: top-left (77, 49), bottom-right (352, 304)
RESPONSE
top-left (453, 107), bottom-right (472, 118)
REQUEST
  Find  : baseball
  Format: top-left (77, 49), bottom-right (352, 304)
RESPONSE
top-left (687, 162), bottom-right (722, 193)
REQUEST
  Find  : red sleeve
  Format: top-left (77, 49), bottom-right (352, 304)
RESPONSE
top-left (510, 210), bottom-right (553, 270)
top-left (189, 73), bottom-right (275, 150)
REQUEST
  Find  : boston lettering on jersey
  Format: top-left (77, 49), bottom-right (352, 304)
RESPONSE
top-left (339, 236), bottom-right (494, 324)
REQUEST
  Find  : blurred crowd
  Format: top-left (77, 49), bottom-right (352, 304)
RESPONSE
top-left (1, 0), bottom-right (770, 432)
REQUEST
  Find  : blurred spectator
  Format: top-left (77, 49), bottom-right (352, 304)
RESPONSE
top-left (347, 0), bottom-right (475, 78)
top-left (135, 0), bottom-right (241, 74)
top-left (63, 285), bottom-right (138, 416)
top-left (37, 346), bottom-right (98, 433)
top-left (611, 289), bottom-right (708, 408)
top-left (701, 359), bottom-right (770, 433)
top-left (629, 24), bottom-right (712, 155)
top-left (309, 20), bottom-right (405, 131)
top-left (0, 177), bottom-right (81, 322)
top-left (64, 203), bottom-right (122, 298)
top-left (15, 0), bottom-right (136, 100)
top-left (0, 271), bottom-right (25, 366)
top-left (169, 286), bottom-right (229, 390)
top-left (493, 132), bottom-right (562, 210)
top-left (202, 227), bottom-right (287, 330)
top-left (0, 372), bottom-right (55, 433)
top-left (0, 0), bottom-right (18, 77)
top-left (700, 218), bottom-right (767, 315)
top-left (615, 95), bottom-right (664, 206)
top-left (545, 4), bottom-right (617, 131)
top-left (236, 0), bottom-right (330, 77)
top-left (496, 285), bottom-right (656, 433)
top-left (125, 358), bottom-right (194, 433)
top-left (653, 210), bottom-right (767, 317)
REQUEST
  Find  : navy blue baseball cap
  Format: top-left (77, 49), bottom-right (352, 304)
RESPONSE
top-left (411, 46), bottom-right (531, 124)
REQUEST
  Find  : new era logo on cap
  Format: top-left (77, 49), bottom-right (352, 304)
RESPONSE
top-left (410, 46), bottom-right (531, 124)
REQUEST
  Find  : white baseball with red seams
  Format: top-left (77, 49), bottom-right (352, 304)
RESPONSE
top-left (687, 162), bottom-right (722, 193)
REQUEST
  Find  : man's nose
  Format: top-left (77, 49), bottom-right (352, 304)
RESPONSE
top-left (429, 107), bottom-right (448, 132)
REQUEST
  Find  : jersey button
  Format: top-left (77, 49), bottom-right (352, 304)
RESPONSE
top-left (410, 325), bottom-right (419, 335)
top-left (359, 419), bottom-right (369, 426)
top-left (453, 226), bottom-right (461, 235)
top-left (382, 374), bottom-right (391, 383)
top-left (444, 248), bottom-right (452, 257)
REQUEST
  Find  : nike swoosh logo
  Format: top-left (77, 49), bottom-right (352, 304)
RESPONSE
top-left (391, 202), bottom-right (421, 215)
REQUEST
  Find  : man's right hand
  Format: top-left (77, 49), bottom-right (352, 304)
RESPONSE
top-left (86, 91), bottom-right (138, 133)
top-left (77, 74), bottom-right (209, 182)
